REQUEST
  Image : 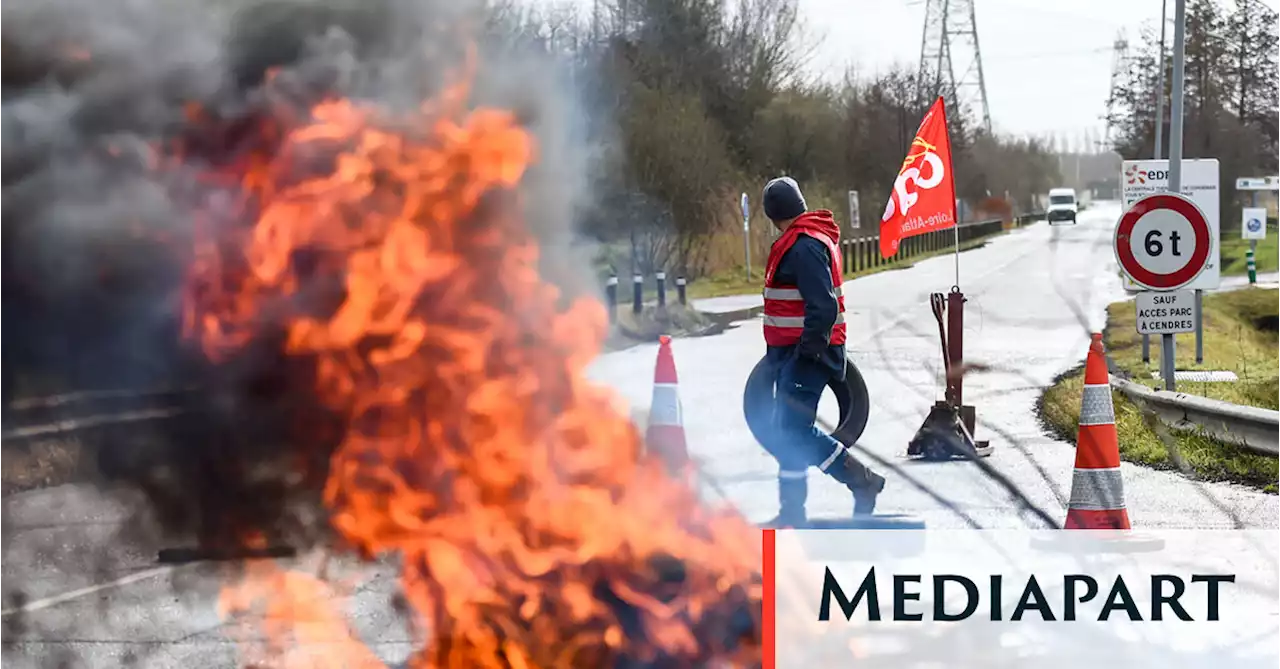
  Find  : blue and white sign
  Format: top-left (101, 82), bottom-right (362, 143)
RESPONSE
top-left (1235, 177), bottom-right (1279, 191)
top-left (1243, 207), bottom-right (1267, 240)
top-left (741, 192), bottom-right (750, 230)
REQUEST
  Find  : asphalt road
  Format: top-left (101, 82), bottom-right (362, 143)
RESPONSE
top-left (590, 202), bottom-right (1278, 529)
top-left (3, 201), bottom-right (1275, 667)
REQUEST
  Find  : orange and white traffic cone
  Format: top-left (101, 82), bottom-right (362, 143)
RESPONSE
top-left (646, 335), bottom-right (691, 478)
top-left (1065, 333), bottom-right (1130, 530)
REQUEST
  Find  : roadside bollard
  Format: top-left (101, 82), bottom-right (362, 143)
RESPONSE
top-left (677, 276), bottom-right (687, 305)
top-left (656, 271), bottom-right (667, 308)
top-left (632, 274), bottom-right (643, 314)
top-left (605, 274), bottom-right (618, 324)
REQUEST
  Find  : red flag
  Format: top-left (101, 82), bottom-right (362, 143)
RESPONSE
top-left (879, 97), bottom-right (957, 258)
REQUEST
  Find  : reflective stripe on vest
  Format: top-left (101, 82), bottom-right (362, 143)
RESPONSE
top-left (763, 312), bottom-right (846, 328)
top-left (762, 234), bottom-right (847, 347)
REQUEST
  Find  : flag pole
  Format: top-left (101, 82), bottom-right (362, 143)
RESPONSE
top-left (949, 102), bottom-right (960, 291)
top-left (952, 218), bottom-right (960, 289)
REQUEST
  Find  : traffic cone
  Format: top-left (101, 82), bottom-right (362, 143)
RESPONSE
top-left (1065, 333), bottom-right (1130, 530)
top-left (646, 335), bottom-right (691, 477)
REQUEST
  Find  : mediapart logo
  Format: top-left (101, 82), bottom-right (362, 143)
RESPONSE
top-left (764, 529), bottom-right (1280, 667)
top-left (818, 567), bottom-right (1234, 622)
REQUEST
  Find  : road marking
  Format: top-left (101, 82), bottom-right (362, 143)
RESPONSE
top-left (0, 565), bottom-right (176, 617)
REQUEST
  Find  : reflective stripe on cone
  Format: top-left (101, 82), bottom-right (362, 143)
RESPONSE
top-left (646, 335), bottom-right (690, 474)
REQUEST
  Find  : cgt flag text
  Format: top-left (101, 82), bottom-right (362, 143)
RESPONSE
top-left (879, 96), bottom-right (957, 258)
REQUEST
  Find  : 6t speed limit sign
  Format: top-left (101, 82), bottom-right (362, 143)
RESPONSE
top-left (1114, 192), bottom-right (1212, 290)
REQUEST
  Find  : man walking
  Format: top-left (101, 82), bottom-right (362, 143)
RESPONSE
top-left (758, 177), bottom-right (885, 527)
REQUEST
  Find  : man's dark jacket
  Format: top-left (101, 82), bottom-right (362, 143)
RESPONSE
top-left (765, 234), bottom-right (846, 380)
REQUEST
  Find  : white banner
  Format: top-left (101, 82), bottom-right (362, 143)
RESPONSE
top-left (765, 529), bottom-right (1279, 668)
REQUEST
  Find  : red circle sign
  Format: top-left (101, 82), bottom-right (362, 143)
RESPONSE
top-left (1114, 193), bottom-right (1211, 290)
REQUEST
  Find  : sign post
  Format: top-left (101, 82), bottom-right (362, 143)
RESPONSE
top-left (741, 192), bottom-right (751, 280)
top-left (1242, 207), bottom-right (1267, 285)
top-left (1236, 177), bottom-right (1276, 287)
top-left (1114, 192), bottom-right (1212, 391)
top-left (847, 190), bottom-right (860, 231)
top-left (1120, 158), bottom-right (1220, 365)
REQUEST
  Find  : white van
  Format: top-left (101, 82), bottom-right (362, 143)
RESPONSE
top-left (1046, 188), bottom-right (1078, 225)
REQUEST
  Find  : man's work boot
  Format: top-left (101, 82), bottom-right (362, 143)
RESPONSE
top-left (761, 473), bottom-right (807, 528)
top-left (825, 449), bottom-right (886, 516)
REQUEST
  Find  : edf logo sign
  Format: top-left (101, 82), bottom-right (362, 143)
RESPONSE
top-left (1125, 164), bottom-right (1170, 184)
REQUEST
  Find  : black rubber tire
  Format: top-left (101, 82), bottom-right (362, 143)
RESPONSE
top-left (743, 356), bottom-right (871, 453)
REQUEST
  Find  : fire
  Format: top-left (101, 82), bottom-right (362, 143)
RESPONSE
top-left (181, 58), bottom-right (762, 666)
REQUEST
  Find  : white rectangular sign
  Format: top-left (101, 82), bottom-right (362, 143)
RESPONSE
top-left (1235, 176), bottom-right (1279, 191)
top-left (769, 529), bottom-right (1279, 668)
top-left (848, 190), bottom-right (860, 230)
top-left (1136, 289), bottom-right (1197, 335)
top-left (1121, 159), bottom-right (1221, 290)
top-left (1242, 207), bottom-right (1268, 240)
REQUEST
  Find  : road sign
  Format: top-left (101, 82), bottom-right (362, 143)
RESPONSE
top-left (1242, 207), bottom-right (1267, 240)
top-left (1121, 159), bottom-right (1220, 290)
top-left (1135, 290), bottom-right (1197, 335)
top-left (741, 192), bottom-right (749, 229)
top-left (1235, 176), bottom-right (1280, 191)
top-left (847, 190), bottom-right (860, 230)
top-left (1114, 192), bottom-right (1211, 291)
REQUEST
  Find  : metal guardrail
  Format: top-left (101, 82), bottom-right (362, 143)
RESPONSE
top-left (1110, 375), bottom-right (1280, 457)
top-left (838, 212), bottom-right (1044, 275)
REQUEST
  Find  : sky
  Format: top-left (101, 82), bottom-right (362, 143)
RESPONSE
top-left (543, 0), bottom-right (1279, 146)
top-left (794, 0), bottom-right (1278, 142)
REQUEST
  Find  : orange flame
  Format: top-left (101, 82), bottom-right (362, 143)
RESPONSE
top-left (182, 61), bottom-right (761, 667)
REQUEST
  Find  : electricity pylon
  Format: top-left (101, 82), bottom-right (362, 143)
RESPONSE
top-left (916, 0), bottom-right (993, 134)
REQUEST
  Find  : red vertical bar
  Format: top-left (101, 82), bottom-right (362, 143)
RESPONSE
top-left (762, 528), bottom-right (776, 669)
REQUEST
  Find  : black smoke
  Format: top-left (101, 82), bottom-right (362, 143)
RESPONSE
top-left (2, 0), bottom-right (599, 565)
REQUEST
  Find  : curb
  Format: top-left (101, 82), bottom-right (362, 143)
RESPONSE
top-left (1109, 375), bottom-right (1280, 457)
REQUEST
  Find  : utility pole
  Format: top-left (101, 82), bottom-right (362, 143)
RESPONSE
top-left (1162, 0), bottom-right (1188, 392)
top-left (1143, 0), bottom-right (1169, 365)
top-left (916, 0), bottom-right (993, 134)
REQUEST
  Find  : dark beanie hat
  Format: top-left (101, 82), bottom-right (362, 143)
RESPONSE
top-left (762, 177), bottom-right (807, 221)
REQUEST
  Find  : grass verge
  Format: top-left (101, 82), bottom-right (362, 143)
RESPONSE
top-left (1107, 288), bottom-right (1279, 409)
top-left (1038, 288), bottom-right (1278, 492)
top-left (1220, 231), bottom-right (1278, 276)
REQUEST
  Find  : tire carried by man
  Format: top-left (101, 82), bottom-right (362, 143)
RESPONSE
top-left (742, 356), bottom-right (870, 450)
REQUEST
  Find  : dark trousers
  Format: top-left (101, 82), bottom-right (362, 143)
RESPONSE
top-left (767, 351), bottom-right (877, 518)
top-left (772, 354), bottom-right (847, 477)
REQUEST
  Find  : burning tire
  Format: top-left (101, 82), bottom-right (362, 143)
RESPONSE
top-left (742, 355), bottom-right (871, 452)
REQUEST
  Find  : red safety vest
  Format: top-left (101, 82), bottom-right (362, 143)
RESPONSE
top-left (762, 210), bottom-right (846, 347)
